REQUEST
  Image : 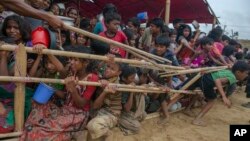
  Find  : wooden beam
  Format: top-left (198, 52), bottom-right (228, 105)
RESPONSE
top-left (165, 0), bottom-right (171, 24)
top-left (0, 45), bottom-right (185, 70)
top-left (14, 44), bottom-right (27, 131)
top-left (0, 132), bottom-right (22, 139)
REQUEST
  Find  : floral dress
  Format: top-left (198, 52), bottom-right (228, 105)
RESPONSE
top-left (20, 73), bottom-right (98, 141)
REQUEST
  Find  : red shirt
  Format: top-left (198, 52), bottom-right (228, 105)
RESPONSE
top-left (99, 31), bottom-right (127, 58)
top-left (82, 73), bottom-right (99, 111)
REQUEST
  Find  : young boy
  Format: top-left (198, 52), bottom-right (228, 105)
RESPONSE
top-left (151, 34), bottom-right (179, 66)
top-left (138, 18), bottom-right (164, 52)
top-left (119, 66), bottom-right (146, 135)
top-left (99, 12), bottom-right (128, 58)
top-left (185, 61), bottom-right (249, 126)
top-left (86, 60), bottom-right (122, 141)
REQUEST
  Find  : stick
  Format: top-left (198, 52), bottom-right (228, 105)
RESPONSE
top-left (14, 44), bottom-right (26, 131)
top-left (0, 132), bottom-right (22, 138)
top-left (0, 76), bottom-right (199, 94)
top-left (0, 45), bottom-right (185, 70)
top-left (145, 107), bottom-right (185, 120)
top-left (63, 24), bottom-right (172, 63)
top-left (160, 66), bottom-right (228, 77)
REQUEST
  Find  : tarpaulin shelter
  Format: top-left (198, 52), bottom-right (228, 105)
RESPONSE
top-left (55, 0), bottom-right (219, 24)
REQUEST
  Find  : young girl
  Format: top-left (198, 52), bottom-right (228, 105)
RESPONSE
top-left (21, 47), bottom-right (99, 141)
top-left (175, 24), bottom-right (196, 65)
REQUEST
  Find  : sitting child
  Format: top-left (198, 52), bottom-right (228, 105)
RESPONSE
top-left (21, 47), bottom-right (99, 141)
top-left (119, 65), bottom-right (146, 135)
top-left (87, 59), bottom-right (122, 141)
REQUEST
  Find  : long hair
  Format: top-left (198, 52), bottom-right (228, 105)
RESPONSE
top-left (1, 15), bottom-right (31, 43)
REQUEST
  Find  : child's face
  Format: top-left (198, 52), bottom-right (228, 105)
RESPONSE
top-left (56, 32), bottom-right (66, 48)
top-left (77, 34), bottom-right (87, 45)
top-left (170, 35), bottom-right (177, 42)
top-left (104, 63), bottom-right (121, 79)
top-left (68, 9), bottom-right (78, 19)
top-left (106, 20), bottom-right (120, 33)
top-left (6, 20), bottom-right (22, 43)
top-left (155, 44), bottom-right (167, 56)
top-left (235, 71), bottom-right (249, 81)
top-left (139, 74), bottom-right (148, 84)
top-left (69, 57), bottom-right (87, 74)
top-left (127, 22), bottom-right (137, 33)
top-left (45, 60), bottom-right (57, 74)
top-left (139, 28), bottom-right (145, 36)
top-left (123, 74), bottom-right (136, 84)
top-left (150, 24), bottom-right (160, 34)
top-left (203, 43), bottom-right (213, 51)
top-left (222, 40), bottom-right (229, 46)
top-left (51, 4), bottom-right (60, 15)
top-left (183, 28), bottom-right (190, 37)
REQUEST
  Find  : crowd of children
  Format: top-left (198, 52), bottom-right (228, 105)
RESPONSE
top-left (0, 1), bottom-right (250, 141)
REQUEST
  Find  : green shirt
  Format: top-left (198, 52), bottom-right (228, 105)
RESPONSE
top-left (211, 70), bottom-right (236, 85)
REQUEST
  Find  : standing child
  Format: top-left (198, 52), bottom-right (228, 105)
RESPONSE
top-left (99, 12), bottom-right (129, 58)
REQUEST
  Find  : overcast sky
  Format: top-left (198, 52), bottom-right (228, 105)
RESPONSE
top-left (202, 0), bottom-right (250, 39)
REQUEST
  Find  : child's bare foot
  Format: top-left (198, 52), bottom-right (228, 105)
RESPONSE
top-left (157, 116), bottom-right (170, 125)
top-left (192, 119), bottom-right (207, 127)
top-left (183, 109), bottom-right (196, 117)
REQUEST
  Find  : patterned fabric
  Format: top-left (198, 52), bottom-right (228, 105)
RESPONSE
top-left (20, 74), bottom-right (97, 141)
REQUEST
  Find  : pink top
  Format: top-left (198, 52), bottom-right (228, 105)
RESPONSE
top-left (99, 31), bottom-right (128, 58)
top-left (214, 42), bottom-right (224, 54)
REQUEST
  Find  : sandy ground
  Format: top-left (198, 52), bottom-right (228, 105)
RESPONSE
top-left (2, 88), bottom-right (249, 141)
top-left (111, 87), bottom-right (250, 141)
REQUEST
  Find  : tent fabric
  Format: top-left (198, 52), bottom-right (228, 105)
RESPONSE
top-left (55, 0), bottom-right (215, 23)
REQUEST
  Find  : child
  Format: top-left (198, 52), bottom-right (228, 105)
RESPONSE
top-left (119, 65), bottom-right (146, 135)
top-left (99, 12), bottom-right (129, 58)
top-left (151, 34), bottom-right (179, 66)
top-left (21, 47), bottom-right (99, 140)
top-left (175, 24), bottom-right (196, 65)
top-left (87, 60), bottom-right (122, 141)
top-left (185, 61), bottom-right (249, 126)
top-left (139, 18), bottom-right (164, 52)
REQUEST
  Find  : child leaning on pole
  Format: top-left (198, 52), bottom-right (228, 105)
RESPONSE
top-left (182, 61), bottom-right (249, 126)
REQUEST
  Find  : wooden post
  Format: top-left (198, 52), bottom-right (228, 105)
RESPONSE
top-left (14, 44), bottom-right (27, 131)
top-left (165, 0), bottom-right (171, 24)
top-left (212, 16), bottom-right (217, 29)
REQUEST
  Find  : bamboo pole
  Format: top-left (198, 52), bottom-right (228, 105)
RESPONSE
top-left (63, 24), bottom-right (172, 63)
top-left (160, 66), bottom-right (228, 77)
top-left (165, 0), bottom-right (171, 24)
top-left (0, 45), bottom-right (185, 70)
top-left (0, 76), bottom-right (199, 95)
top-left (14, 44), bottom-right (27, 131)
top-left (170, 73), bottom-right (202, 101)
top-left (0, 132), bottom-right (22, 138)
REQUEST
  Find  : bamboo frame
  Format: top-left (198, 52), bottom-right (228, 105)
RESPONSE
top-left (0, 132), bottom-right (22, 139)
top-left (0, 76), bottom-right (199, 95)
top-left (160, 66), bottom-right (228, 77)
top-left (165, 0), bottom-right (171, 24)
top-left (14, 44), bottom-right (26, 131)
top-left (0, 45), bottom-right (185, 70)
top-left (63, 25), bottom-right (172, 64)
